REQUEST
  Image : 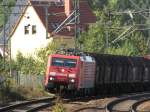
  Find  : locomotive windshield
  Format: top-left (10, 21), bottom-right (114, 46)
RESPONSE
top-left (51, 58), bottom-right (77, 68)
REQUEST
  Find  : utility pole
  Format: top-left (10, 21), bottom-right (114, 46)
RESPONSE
top-left (44, 0), bottom-right (80, 51)
top-left (45, 6), bottom-right (49, 39)
top-left (2, 0), bottom-right (12, 76)
top-left (105, 29), bottom-right (109, 49)
top-left (105, 10), bottom-right (111, 49)
top-left (8, 14), bottom-right (11, 76)
top-left (147, 8), bottom-right (150, 52)
top-left (2, 0), bottom-right (7, 70)
top-left (74, 0), bottom-right (80, 50)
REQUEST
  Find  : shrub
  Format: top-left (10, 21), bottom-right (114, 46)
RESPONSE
top-left (52, 97), bottom-right (66, 112)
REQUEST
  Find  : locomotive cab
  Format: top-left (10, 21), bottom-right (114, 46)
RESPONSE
top-left (45, 54), bottom-right (80, 91)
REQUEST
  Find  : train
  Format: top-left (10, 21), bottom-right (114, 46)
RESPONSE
top-left (44, 50), bottom-right (150, 95)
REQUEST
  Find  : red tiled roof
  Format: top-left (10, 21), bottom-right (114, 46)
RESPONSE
top-left (30, 0), bottom-right (96, 37)
top-left (79, 1), bottom-right (97, 23)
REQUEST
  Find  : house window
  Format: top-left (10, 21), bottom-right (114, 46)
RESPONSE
top-left (32, 25), bottom-right (36, 34)
top-left (24, 25), bottom-right (29, 34)
top-left (60, 0), bottom-right (64, 6)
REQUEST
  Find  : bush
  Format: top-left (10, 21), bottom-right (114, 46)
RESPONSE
top-left (0, 42), bottom-right (58, 102)
top-left (52, 97), bottom-right (66, 112)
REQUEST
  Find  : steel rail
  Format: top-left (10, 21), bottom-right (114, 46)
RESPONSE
top-left (26, 102), bottom-right (53, 112)
top-left (105, 93), bottom-right (150, 112)
top-left (72, 106), bottom-right (104, 112)
top-left (0, 97), bottom-right (56, 112)
top-left (30, 96), bottom-right (93, 112)
top-left (130, 97), bottom-right (150, 112)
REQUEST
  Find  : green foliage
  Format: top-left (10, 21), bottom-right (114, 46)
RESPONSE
top-left (52, 103), bottom-right (66, 112)
top-left (0, 57), bottom-right (11, 74)
top-left (0, 58), bottom-right (5, 73)
top-left (0, 77), bottom-right (15, 103)
top-left (0, 0), bottom-right (16, 26)
top-left (80, 21), bottom-right (148, 56)
top-left (0, 42), bottom-right (58, 103)
top-left (35, 42), bottom-right (58, 75)
top-left (79, 22), bottom-right (105, 53)
top-left (13, 42), bottom-right (58, 76)
top-left (52, 97), bottom-right (66, 112)
top-left (105, 40), bottom-right (137, 56)
top-left (80, 0), bottom-right (149, 56)
top-left (15, 52), bottom-right (38, 75)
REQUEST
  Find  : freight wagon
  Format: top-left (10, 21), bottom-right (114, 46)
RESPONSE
top-left (92, 54), bottom-right (150, 95)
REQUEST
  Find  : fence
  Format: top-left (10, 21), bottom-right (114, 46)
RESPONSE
top-left (12, 71), bottom-right (44, 88)
top-left (0, 72), bottom-right (44, 105)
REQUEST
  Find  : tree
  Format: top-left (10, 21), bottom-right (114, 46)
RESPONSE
top-left (0, 0), bottom-right (16, 27)
top-left (13, 42), bottom-right (58, 76)
top-left (79, 0), bottom-right (149, 56)
top-left (35, 42), bottom-right (58, 75)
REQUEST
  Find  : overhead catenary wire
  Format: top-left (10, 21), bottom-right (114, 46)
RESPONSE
top-left (2, 5), bottom-right (150, 15)
top-left (129, 0), bottom-right (148, 19)
top-left (2, 1), bottom-right (150, 45)
top-left (111, 27), bottom-right (150, 45)
top-left (110, 10), bottom-right (150, 16)
top-left (2, 9), bottom-right (150, 30)
top-left (2, 3), bottom-right (150, 14)
top-left (111, 25), bottom-right (135, 44)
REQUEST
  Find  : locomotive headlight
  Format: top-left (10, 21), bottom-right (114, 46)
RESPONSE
top-left (49, 72), bottom-right (56, 76)
top-left (61, 69), bottom-right (65, 72)
top-left (69, 74), bottom-right (76, 78)
top-left (49, 77), bottom-right (55, 81)
top-left (70, 79), bottom-right (75, 83)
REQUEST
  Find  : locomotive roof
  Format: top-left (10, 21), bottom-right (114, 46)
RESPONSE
top-left (89, 53), bottom-right (150, 66)
top-left (80, 55), bottom-right (95, 62)
top-left (49, 54), bottom-right (80, 59)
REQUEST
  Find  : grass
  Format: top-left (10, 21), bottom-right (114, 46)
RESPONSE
top-left (0, 79), bottom-right (50, 104)
top-left (52, 96), bottom-right (66, 112)
top-left (10, 85), bottom-right (49, 99)
top-left (0, 76), bottom-right (66, 111)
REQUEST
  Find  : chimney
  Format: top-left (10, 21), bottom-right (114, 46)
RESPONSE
top-left (64, 0), bottom-right (73, 16)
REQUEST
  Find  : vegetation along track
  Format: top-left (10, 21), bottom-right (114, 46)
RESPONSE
top-left (0, 96), bottom-right (56, 112)
top-left (106, 92), bottom-right (150, 112)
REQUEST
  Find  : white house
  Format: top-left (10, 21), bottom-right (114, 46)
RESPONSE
top-left (4, 0), bottom-right (96, 59)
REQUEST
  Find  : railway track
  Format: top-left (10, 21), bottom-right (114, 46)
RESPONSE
top-left (64, 95), bottom-right (108, 112)
top-left (106, 92), bottom-right (150, 112)
top-left (0, 96), bottom-right (56, 112)
top-left (0, 94), bottom-right (92, 112)
top-left (1, 92), bottom-right (150, 112)
top-left (72, 106), bottom-right (104, 112)
top-left (131, 97), bottom-right (150, 112)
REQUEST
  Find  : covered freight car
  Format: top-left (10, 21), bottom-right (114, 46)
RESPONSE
top-left (91, 54), bottom-right (150, 94)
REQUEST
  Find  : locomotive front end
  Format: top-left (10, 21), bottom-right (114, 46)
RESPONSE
top-left (45, 54), bottom-right (80, 91)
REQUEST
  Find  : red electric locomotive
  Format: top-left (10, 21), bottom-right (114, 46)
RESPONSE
top-left (44, 53), bottom-right (96, 93)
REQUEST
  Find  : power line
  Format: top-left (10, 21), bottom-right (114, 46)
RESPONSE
top-left (111, 25), bottom-right (135, 44)
top-left (111, 27), bottom-right (150, 44)
top-left (110, 9), bottom-right (150, 15)
top-left (129, 0), bottom-right (148, 19)
top-left (2, 0), bottom-right (150, 49)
